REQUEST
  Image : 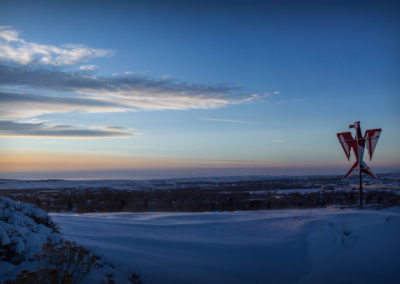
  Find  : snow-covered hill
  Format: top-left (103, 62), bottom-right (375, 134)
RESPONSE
top-left (52, 207), bottom-right (400, 284)
top-left (0, 196), bottom-right (62, 278)
top-left (0, 196), bottom-right (137, 283)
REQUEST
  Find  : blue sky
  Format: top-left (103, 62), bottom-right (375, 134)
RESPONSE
top-left (0, 0), bottom-right (399, 179)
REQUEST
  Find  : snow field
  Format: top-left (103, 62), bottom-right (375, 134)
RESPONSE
top-left (51, 207), bottom-right (400, 284)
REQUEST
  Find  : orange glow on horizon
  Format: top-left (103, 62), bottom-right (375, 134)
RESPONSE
top-left (1, 150), bottom-right (397, 173)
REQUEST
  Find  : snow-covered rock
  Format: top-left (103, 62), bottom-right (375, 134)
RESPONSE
top-left (0, 196), bottom-right (62, 281)
top-left (0, 196), bottom-right (62, 264)
top-left (0, 196), bottom-right (136, 283)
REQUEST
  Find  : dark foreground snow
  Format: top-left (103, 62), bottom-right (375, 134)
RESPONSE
top-left (51, 207), bottom-right (400, 284)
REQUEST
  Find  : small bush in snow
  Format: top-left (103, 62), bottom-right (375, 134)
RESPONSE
top-left (129, 272), bottom-right (143, 284)
top-left (7, 241), bottom-right (97, 284)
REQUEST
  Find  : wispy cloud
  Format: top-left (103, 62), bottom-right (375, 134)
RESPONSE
top-left (272, 139), bottom-right (287, 143)
top-left (79, 65), bottom-right (98, 72)
top-left (0, 90), bottom-right (127, 119)
top-left (0, 26), bottom-right (266, 140)
top-left (0, 64), bottom-right (259, 112)
top-left (0, 26), bottom-right (112, 66)
top-left (0, 26), bottom-right (264, 115)
top-left (0, 120), bottom-right (135, 138)
top-left (0, 64), bottom-right (240, 94)
top-left (200, 118), bottom-right (250, 124)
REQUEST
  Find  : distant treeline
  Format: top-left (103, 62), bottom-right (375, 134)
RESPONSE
top-left (1, 186), bottom-right (399, 213)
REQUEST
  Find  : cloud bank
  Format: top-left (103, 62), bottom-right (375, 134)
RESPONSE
top-left (0, 90), bottom-right (127, 119)
top-left (0, 64), bottom-right (258, 114)
top-left (0, 26), bottom-right (111, 66)
top-left (0, 120), bottom-right (135, 138)
top-left (0, 25), bottom-right (262, 138)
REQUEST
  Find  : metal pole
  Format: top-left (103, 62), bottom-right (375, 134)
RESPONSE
top-left (359, 167), bottom-right (362, 209)
top-left (356, 124), bottom-right (362, 209)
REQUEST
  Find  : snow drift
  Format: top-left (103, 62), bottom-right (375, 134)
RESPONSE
top-left (52, 207), bottom-right (400, 284)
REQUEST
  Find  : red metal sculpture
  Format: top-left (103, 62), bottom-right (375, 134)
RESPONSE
top-left (337, 121), bottom-right (382, 208)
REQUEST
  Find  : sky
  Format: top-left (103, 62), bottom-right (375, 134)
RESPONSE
top-left (0, 0), bottom-right (399, 179)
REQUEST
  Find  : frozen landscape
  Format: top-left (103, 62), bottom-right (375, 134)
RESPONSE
top-left (1, 175), bottom-right (400, 283)
top-left (2, 0), bottom-right (399, 282)
top-left (50, 207), bottom-right (400, 284)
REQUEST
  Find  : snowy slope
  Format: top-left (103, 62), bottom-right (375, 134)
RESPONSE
top-left (0, 196), bottom-right (63, 280)
top-left (51, 207), bottom-right (400, 284)
top-left (0, 196), bottom-right (135, 283)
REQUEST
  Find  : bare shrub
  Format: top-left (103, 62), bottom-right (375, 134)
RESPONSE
top-left (129, 272), bottom-right (143, 284)
top-left (7, 241), bottom-right (97, 284)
